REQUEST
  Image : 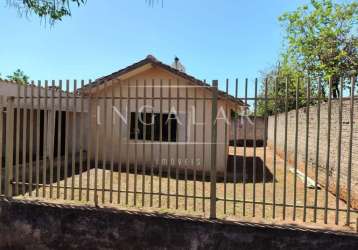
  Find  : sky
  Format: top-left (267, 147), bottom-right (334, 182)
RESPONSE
top-left (0, 0), bottom-right (316, 96)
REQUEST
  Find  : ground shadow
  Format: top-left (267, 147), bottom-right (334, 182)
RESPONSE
top-left (98, 155), bottom-right (275, 184)
top-left (229, 139), bottom-right (266, 147)
top-left (6, 152), bottom-right (276, 196)
top-left (226, 155), bottom-right (275, 183)
top-left (5, 154), bottom-right (88, 195)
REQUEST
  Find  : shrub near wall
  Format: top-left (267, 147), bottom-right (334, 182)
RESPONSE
top-left (267, 98), bottom-right (358, 208)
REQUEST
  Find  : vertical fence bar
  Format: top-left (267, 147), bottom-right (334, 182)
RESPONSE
top-left (86, 80), bottom-right (92, 202)
top-left (346, 76), bottom-right (355, 226)
top-left (109, 80), bottom-right (114, 203)
top-left (56, 80), bottom-right (62, 199)
top-left (193, 83), bottom-right (197, 211)
top-left (313, 78), bottom-right (321, 222)
top-left (125, 81), bottom-right (130, 205)
top-left (175, 80), bottom-right (180, 209)
top-left (117, 79), bottom-right (123, 204)
top-left (142, 80), bottom-right (147, 207)
top-left (201, 80), bottom-right (207, 212)
top-left (159, 80), bottom-right (163, 208)
top-left (293, 77), bottom-right (299, 221)
top-left (15, 84), bottom-right (20, 195)
top-left (150, 79), bottom-right (155, 207)
top-left (272, 77), bottom-right (278, 219)
top-left (49, 80), bottom-right (55, 198)
top-left (167, 79), bottom-right (172, 209)
top-left (28, 81), bottom-right (34, 197)
top-left (117, 80), bottom-right (122, 204)
top-left (243, 78), bottom-right (248, 216)
top-left (79, 80), bottom-right (84, 201)
top-left (64, 80), bottom-right (70, 200)
top-left (5, 97), bottom-right (15, 197)
top-left (262, 78), bottom-right (268, 218)
top-left (283, 77), bottom-right (288, 220)
top-left (71, 80), bottom-right (77, 200)
top-left (42, 81), bottom-right (48, 198)
top-left (335, 78), bottom-right (343, 225)
top-left (22, 84), bottom-right (27, 195)
top-left (94, 82), bottom-right (99, 204)
top-left (184, 81), bottom-right (188, 210)
top-left (36, 81), bottom-right (41, 197)
top-left (223, 79), bottom-right (229, 214)
top-left (233, 79), bottom-right (238, 215)
top-left (102, 81), bottom-right (108, 203)
top-left (28, 82), bottom-right (34, 197)
top-left (210, 80), bottom-right (218, 219)
top-left (134, 80), bottom-right (138, 206)
top-left (324, 78), bottom-right (332, 224)
top-left (303, 78), bottom-right (310, 222)
top-left (253, 78), bottom-right (258, 217)
top-left (0, 94), bottom-right (3, 195)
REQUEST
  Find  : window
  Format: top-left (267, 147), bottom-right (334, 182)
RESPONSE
top-left (130, 112), bottom-right (177, 142)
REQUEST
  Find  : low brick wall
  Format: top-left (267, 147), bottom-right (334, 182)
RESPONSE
top-left (0, 199), bottom-right (357, 249)
top-left (267, 98), bottom-right (358, 208)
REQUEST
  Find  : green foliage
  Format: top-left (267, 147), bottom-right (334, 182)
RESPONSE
top-left (278, 0), bottom-right (358, 97)
top-left (257, 64), bottom-right (316, 116)
top-left (7, 0), bottom-right (86, 22)
top-left (7, 69), bottom-right (29, 85)
top-left (258, 0), bottom-right (357, 115)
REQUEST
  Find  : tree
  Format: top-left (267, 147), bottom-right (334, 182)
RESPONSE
top-left (256, 62), bottom-right (315, 116)
top-left (6, 0), bottom-right (86, 22)
top-left (6, 1), bottom-right (163, 23)
top-left (278, 0), bottom-right (358, 98)
top-left (7, 69), bottom-right (29, 85)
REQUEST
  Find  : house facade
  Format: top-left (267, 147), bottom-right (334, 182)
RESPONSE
top-left (83, 55), bottom-right (244, 174)
top-left (1, 55), bottom-right (244, 177)
top-left (0, 80), bottom-right (84, 162)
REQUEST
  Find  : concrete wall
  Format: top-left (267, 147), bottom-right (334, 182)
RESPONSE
top-left (0, 199), bottom-right (357, 250)
top-left (267, 98), bottom-right (358, 208)
top-left (0, 80), bottom-right (86, 112)
top-left (87, 67), bottom-right (240, 174)
top-left (230, 116), bottom-right (266, 145)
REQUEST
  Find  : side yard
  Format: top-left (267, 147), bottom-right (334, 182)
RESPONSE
top-left (15, 146), bottom-right (357, 232)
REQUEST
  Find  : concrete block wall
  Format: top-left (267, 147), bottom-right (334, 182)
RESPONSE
top-left (0, 199), bottom-right (357, 249)
top-left (267, 98), bottom-right (358, 208)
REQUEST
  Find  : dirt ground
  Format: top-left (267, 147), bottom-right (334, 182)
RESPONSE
top-left (16, 146), bottom-right (357, 233)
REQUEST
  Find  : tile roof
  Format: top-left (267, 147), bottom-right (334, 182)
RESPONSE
top-left (83, 55), bottom-right (244, 105)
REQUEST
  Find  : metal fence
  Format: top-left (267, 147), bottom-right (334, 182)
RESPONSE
top-left (0, 77), bottom-right (357, 230)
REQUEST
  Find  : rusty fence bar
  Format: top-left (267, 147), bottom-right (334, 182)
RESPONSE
top-left (1, 76), bottom-right (357, 231)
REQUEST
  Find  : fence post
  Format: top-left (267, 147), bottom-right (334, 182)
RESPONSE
top-left (5, 96), bottom-right (15, 197)
top-left (210, 80), bottom-right (218, 219)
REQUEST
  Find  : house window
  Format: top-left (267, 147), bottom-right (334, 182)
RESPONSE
top-left (130, 112), bottom-right (177, 142)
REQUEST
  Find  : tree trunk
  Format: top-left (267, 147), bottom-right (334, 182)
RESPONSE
top-left (332, 75), bottom-right (340, 98)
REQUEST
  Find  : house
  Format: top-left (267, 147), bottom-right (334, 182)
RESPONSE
top-left (0, 79), bottom-right (85, 164)
top-left (81, 55), bottom-right (245, 175)
top-left (1, 55), bottom-right (245, 181)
